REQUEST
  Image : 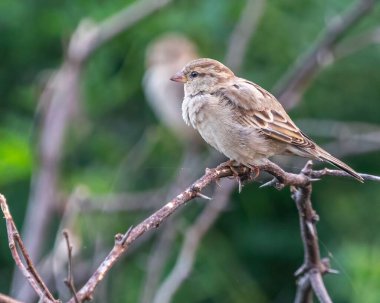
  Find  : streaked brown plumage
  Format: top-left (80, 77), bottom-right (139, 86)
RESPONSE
top-left (170, 58), bottom-right (363, 182)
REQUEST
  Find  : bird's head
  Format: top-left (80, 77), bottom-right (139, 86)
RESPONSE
top-left (170, 58), bottom-right (234, 96)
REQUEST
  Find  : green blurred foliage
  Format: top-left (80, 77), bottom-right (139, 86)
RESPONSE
top-left (1, 0), bottom-right (380, 302)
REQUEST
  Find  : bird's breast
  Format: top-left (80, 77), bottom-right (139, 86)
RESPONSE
top-left (182, 94), bottom-right (209, 128)
top-left (182, 94), bottom-right (224, 150)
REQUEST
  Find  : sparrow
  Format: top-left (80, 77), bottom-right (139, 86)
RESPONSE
top-left (170, 58), bottom-right (363, 182)
top-left (143, 33), bottom-right (201, 144)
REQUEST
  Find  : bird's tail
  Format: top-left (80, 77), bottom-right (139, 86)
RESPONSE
top-left (315, 146), bottom-right (364, 182)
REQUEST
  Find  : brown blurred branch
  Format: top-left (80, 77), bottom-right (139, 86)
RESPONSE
top-left (139, 149), bottom-right (204, 303)
top-left (274, 0), bottom-right (376, 110)
top-left (152, 179), bottom-right (235, 303)
top-left (139, 218), bottom-right (179, 303)
top-left (69, 0), bottom-right (174, 63)
top-left (12, 0), bottom-right (174, 299)
top-left (79, 189), bottom-right (167, 213)
top-left (225, 0), bottom-right (266, 72)
top-left (333, 26), bottom-right (380, 60)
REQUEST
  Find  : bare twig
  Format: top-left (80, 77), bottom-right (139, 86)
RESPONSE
top-left (225, 0), bottom-right (266, 72)
top-left (292, 161), bottom-right (332, 303)
top-left (274, 0), bottom-right (376, 109)
top-left (152, 179), bottom-right (235, 303)
top-left (0, 195), bottom-right (58, 303)
top-left (311, 168), bottom-right (380, 182)
top-left (63, 230), bottom-right (79, 303)
top-left (12, 0), bottom-right (175, 299)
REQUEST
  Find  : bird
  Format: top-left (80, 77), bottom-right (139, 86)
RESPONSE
top-left (170, 58), bottom-right (363, 182)
top-left (143, 33), bottom-right (201, 145)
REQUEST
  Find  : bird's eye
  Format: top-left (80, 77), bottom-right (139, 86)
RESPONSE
top-left (190, 71), bottom-right (199, 78)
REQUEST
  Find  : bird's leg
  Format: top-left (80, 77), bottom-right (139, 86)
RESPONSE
top-left (247, 165), bottom-right (260, 179)
top-left (223, 160), bottom-right (260, 193)
top-left (216, 160), bottom-right (244, 192)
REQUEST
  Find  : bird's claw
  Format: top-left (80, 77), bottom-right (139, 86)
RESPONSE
top-left (231, 163), bottom-right (260, 193)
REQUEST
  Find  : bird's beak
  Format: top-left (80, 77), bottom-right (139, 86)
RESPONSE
top-left (170, 71), bottom-right (187, 83)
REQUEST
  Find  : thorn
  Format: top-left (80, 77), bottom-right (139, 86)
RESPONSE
top-left (310, 178), bottom-right (321, 182)
top-left (302, 160), bottom-right (314, 172)
top-left (259, 178), bottom-right (285, 190)
top-left (215, 178), bottom-right (221, 187)
top-left (327, 268), bottom-right (339, 274)
top-left (306, 221), bottom-right (315, 237)
top-left (294, 264), bottom-right (308, 277)
top-left (120, 226), bottom-right (133, 246)
top-left (260, 178), bottom-right (279, 189)
top-left (196, 192), bottom-right (212, 200)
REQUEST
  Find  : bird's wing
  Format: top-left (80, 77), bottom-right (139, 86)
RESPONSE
top-left (238, 107), bottom-right (315, 148)
top-left (219, 79), bottom-right (315, 149)
top-left (215, 78), bottom-right (364, 182)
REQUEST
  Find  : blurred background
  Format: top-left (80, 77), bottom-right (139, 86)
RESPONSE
top-left (1, 0), bottom-right (380, 302)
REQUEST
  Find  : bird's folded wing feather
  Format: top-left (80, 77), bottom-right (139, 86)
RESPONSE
top-left (222, 79), bottom-right (315, 149)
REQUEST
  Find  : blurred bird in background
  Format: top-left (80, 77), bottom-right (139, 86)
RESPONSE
top-left (143, 33), bottom-right (202, 146)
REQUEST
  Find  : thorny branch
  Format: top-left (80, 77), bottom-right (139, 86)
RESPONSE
top-left (66, 161), bottom-right (378, 302)
top-left (292, 161), bottom-right (333, 303)
top-left (2, 162), bottom-right (380, 302)
top-left (0, 194), bottom-right (58, 303)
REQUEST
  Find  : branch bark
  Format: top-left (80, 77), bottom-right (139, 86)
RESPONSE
top-left (0, 195), bottom-right (58, 303)
top-left (273, 0), bottom-right (376, 109)
top-left (2, 161), bottom-right (380, 302)
top-left (67, 161), bottom-right (379, 302)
